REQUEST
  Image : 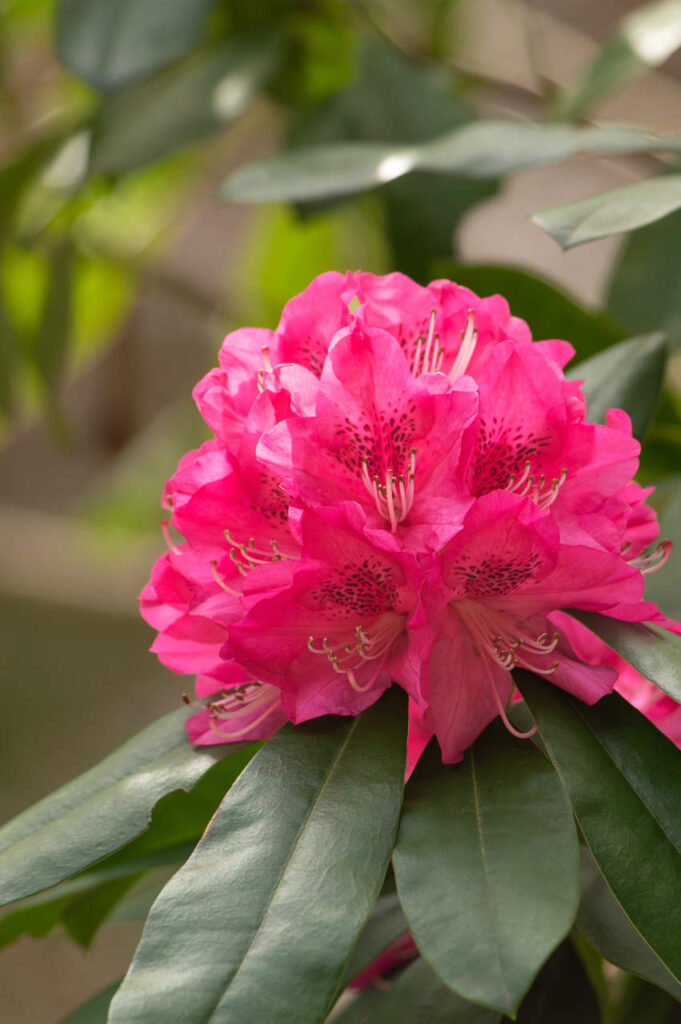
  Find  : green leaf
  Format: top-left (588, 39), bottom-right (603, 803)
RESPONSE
top-left (571, 611), bottom-right (681, 704)
top-left (58, 980), bottom-right (121, 1023)
top-left (340, 888), bottom-right (408, 989)
top-left (433, 262), bottom-right (624, 363)
top-left (519, 676), bottom-right (681, 984)
top-left (55, 0), bottom-right (217, 92)
top-left (0, 844), bottom-right (190, 951)
top-left (513, 941), bottom-right (601, 1024)
top-left (614, 975), bottom-right (681, 1024)
top-left (566, 332), bottom-right (666, 439)
top-left (555, 0), bottom-right (681, 120)
top-left (290, 43), bottom-right (496, 280)
top-left (607, 206), bottom-right (681, 351)
top-left (578, 847), bottom-right (681, 1000)
top-left (0, 706), bottom-right (250, 906)
top-left (532, 174), bottom-right (681, 248)
top-left (89, 37), bottom-right (280, 175)
top-left (364, 956), bottom-right (501, 1024)
top-left (220, 121), bottom-right (681, 204)
top-left (392, 724), bottom-right (579, 1016)
top-left (109, 691), bottom-right (407, 1024)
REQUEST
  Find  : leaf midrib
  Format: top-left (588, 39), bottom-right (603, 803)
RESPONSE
top-left (205, 718), bottom-right (362, 1022)
top-left (470, 747), bottom-right (512, 1008)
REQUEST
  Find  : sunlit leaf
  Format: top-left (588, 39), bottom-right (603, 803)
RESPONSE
top-left (393, 725), bottom-right (579, 1016)
top-left (109, 692), bottom-right (407, 1024)
top-left (532, 174), bottom-right (681, 248)
top-left (221, 121), bottom-right (681, 204)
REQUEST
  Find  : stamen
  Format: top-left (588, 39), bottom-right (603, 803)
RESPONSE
top-left (210, 560), bottom-right (241, 596)
top-left (161, 519), bottom-right (181, 555)
top-left (422, 310), bottom-right (437, 375)
top-left (361, 449), bottom-right (417, 528)
top-left (480, 648), bottom-right (538, 740)
top-left (261, 345), bottom-right (273, 372)
top-left (308, 616), bottom-right (403, 693)
top-left (448, 309), bottom-right (477, 381)
top-left (629, 539), bottom-right (672, 576)
top-left (224, 528), bottom-right (284, 571)
top-left (506, 464), bottom-right (567, 509)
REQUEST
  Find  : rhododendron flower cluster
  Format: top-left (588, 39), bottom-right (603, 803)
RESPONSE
top-left (141, 272), bottom-right (677, 763)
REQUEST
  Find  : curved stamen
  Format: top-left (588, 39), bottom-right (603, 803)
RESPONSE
top-left (161, 519), bottom-right (181, 555)
top-left (448, 309), bottom-right (477, 381)
top-left (458, 602), bottom-right (560, 678)
top-left (210, 560), bottom-right (241, 596)
top-left (308, 616), bottom-right (403, 692)
top-left (261, 345), bottom-right (273, 372)
top-left (224, 528), bottom-right (283, 571)
top-left (506, 464), bottom-right (567, 510)
top-left (361, 449), bottom-right (416, 530)
top-left (480, 646), bottom-right (538, 739)
top-left (629, 538), bottom-right (672, 575)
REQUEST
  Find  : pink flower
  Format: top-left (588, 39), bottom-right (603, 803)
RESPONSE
top-left (141, 270), bottom-right (676, 764)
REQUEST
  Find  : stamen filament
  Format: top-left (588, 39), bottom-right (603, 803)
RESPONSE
top-left (449, 309), bottom-right (477, 381)
top-left (210, 560), bottom-right (241, 596)
top-left (161, 519), bottom-right (181, 555)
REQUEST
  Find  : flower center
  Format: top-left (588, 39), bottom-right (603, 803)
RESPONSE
top-left (361, 448), bottom-right (416, 531)
top-left (456, 600), bottom-right (559, 677)
top-left (224, 528), bottom-right (283, 574)
top-left (308, 614), bottom-right (404, 693)
top-left (505, 461), bottom-right (568, 510)
top-left (206, 682), bottom-right (279, 739)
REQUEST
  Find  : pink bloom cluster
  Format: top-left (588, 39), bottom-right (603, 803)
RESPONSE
top-left (141, 272), bottom-right (677, 763)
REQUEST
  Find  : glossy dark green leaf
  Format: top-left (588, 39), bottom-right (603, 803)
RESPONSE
top-left (512, 940), bottom-right (600, 1024)
top-left (578, 847), bottom-right (681, 1000)
top-left (566, 332), bottom-right (666, 439)
top-left (571, 611), bottom-right (681, 704)
top-left (519, 676), bottom-right (681, 983)
top-left (109, 691), bottom-right (407, 1024)
top-left (532, 174), bottom-right (681, 248)
top-left (393, 724), bottom-right (579, 1016)
top-left (55, 0), bottom-right (216, 91)
top-left (434, 262), bottom-right (624, 363)
top-left (0, 706), bottom-right (250, 905)
top-left (607, 206), bottom-right (681, 351)
top-left (365, 956), bottom-right (501, 1024)
top-left (89, 37), bottom-right (279, 175)
top-left (220, 122), bottom-right (681, 204)
top-left (58, 980), bottom-right (121, 1023)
